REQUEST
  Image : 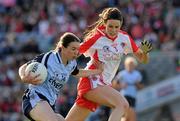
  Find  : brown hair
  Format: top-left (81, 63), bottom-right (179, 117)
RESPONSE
top-left (84, 7), bottom-right (123, 40)
top-left (55, 32), bottom-right (81, 51)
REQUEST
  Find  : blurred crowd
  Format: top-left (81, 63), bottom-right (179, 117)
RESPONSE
top-left (0, 0), bottom-right (180, 121)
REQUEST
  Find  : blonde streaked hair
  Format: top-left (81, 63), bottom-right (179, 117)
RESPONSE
top-left (124, 56), bottom-right (138, 67)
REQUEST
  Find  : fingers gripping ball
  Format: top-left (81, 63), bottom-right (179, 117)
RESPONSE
top-left (25, 62), bottom-right (48, 83)
top-left (140, 39), bottom-right (153, 53)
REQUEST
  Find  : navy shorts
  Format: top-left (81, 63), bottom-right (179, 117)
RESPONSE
top-left (124, 95), bottom-right (136, 108)
top-left (22, 89), bottom-right (55, 121)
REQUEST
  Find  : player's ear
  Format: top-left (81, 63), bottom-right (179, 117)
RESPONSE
top-left (61, 45), bottom-right (66, 50)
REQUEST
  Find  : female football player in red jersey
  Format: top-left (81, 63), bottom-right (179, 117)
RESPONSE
top-left (66, 7), bottom-right (152, 121)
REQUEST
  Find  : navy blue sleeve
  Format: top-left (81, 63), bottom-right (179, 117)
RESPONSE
top-left (27, 53), bottom-right (45, 65)
top-left (71, 66), bottom-right (79, 75)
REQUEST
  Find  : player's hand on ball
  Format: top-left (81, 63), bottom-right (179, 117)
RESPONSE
top-left (22, 72), bottom-right (42, 85)
top-left (19, 62), bottom-right (47, 85)
top-left (140, 39), bottom-right (152, 53)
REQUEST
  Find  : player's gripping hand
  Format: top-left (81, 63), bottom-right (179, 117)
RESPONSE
top-left (19, 64), bottom-right (42, 85)
top-left (140, 39), bottom-right (152, 53)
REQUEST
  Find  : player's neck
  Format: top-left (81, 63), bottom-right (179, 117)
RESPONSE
top-left (60, 52), bottom-right (68, 65)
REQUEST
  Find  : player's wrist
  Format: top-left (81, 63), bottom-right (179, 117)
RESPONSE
top-left (94, 69), bottom-right (101, 75)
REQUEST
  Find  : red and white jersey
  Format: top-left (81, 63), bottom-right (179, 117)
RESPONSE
top-left (80, 26), bottom-right (139, 85)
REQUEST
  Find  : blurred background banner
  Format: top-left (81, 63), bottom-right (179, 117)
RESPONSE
top-left (136, 75), bottom-right (180, 112)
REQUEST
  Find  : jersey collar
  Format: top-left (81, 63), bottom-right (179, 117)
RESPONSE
top-left (97, 25), bottom-right (118, 41)
top-left (55, 50), bottom-right (63, 64)
top-left (55, 50), bottom-right (70, 65)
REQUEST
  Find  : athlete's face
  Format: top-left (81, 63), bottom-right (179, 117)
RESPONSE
top-left (63, 42), bottom-right (80, 60)
top-left (125, 61), bottom-right (136, 72)
top-left (105, 19), bottom-right (121, 38)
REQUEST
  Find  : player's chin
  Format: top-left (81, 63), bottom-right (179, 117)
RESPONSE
top-left (110, 32), bottom-right (117, 37)
top-left (70, 56), bottom-right (77, 60)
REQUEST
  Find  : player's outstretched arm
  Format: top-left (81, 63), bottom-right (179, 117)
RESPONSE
top-left (134, 39), bottom-right (152, 64)
top-left (73, 61), bottom-right (104, 78)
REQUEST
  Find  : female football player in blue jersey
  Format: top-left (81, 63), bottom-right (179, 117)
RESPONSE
top-left (18, 32), bottom-right (103, 121)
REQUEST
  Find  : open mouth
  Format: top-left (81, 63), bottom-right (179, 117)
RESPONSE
top-left (109, 32), bottom-right (116, 36)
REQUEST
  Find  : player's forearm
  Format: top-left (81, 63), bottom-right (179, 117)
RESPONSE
top-left (134, 49), bottom-right (149, 64)
top-left (139, 50), bottom-right (149, 64)
top-left (75, 69), bottom-right (102, 78)
top-left (136, 39), bottom-right (152, 64)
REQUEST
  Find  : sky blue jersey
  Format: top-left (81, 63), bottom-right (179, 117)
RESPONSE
top-left (27, 51), bottom-right (78, 105)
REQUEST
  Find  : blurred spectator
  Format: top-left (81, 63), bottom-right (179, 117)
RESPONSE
top-left (112, 56), bottom-right (144, 121)
top-left (19, 38), bottom-right (40, 53)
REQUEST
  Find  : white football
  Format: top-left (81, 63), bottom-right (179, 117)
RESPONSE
top-left (25, 62), bottom-right (48, 83)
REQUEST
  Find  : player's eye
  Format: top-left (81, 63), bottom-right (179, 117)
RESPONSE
top-left (108, 25), bottom-right (113, 28)
top-left (71, 47), bottom-right (77, 51)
